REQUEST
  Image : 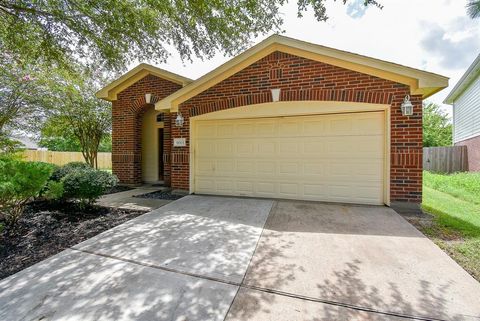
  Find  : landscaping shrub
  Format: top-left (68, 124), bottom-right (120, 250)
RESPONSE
top-left (42, 180), bottom-right (64, 200)
top-left (62, 168), bottom-right (117, 206)
top-left (51, 161), bottom-right (91, 181)
top-left (0, 157), bottom-right (54, 226)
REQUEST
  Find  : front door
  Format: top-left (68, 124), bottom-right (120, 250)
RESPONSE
top-left (158, 128), bottom-right (164, 180)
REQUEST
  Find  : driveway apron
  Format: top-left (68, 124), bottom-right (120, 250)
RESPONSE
top-left (73, 195), bottom-right (273, 283)
top-left (0, 195), bottom-right (273, 321)
top-left (235, 200), bottom-right (480, 321)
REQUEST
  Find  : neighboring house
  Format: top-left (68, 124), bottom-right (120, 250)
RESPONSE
top-left (444, 54), bottom-right (480, 172)
top-left (97, 35), bottom-right (448, 207)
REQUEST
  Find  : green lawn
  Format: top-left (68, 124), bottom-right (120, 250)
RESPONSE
top-left (422, 171), bottom-right (480, 281)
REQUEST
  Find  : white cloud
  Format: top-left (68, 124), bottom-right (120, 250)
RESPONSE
top-left (420, 17), bottom-right (479, 70)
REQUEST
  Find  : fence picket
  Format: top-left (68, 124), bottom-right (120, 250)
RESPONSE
top-left (22, 150), bottom-right (112, 169)
top-left (423, 146), bottom-right (468, 173)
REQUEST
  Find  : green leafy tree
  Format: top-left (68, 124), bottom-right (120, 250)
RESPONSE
top-left (39, 119), bottom-right (81, 152)
top-left (39, 119), bottom-right (112, 152)
top-left (46, 69), bottom-right (111, 168)
top-left (0, 52), bottom-right (53, 145)
top-left (99, 135), bottom-right (112, 153)
top-left (423, 102), bottom-right (452, 147)
top-left (0, 0), bottom-right (382, 69)
top-left (467, 0), bottom-right (480, 18)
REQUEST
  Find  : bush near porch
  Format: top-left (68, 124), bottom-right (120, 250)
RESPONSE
top-left (421, 171), bottom-right (480, 281)
top-left (0, 160), bottom-right (142, 280)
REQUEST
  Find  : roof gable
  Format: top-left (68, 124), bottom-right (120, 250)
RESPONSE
top-left (444, 54), bottom-right (480, 104)
top-left (156, 35), bottom-right (448, 112)
top-left (96, 63), bottom-right (193, 101)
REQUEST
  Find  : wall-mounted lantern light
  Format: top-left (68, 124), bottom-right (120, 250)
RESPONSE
top-left (145, 93), bottom-right (152, 104)
top-left (271, 88), bottom-right (281, 102)
top-left (175, 111), bottom-right (184, 127)
top-left (401, 95), bottom-right (414, 116)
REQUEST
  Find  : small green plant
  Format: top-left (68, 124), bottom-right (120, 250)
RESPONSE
top-left (62, 168), bottom-right (117, 206)
top-left (42, 180), bottom-right (64, 200)
top-left (0, 157), bottom-right (54, 225)
top-left (51, 161), bottom-right (91, 181)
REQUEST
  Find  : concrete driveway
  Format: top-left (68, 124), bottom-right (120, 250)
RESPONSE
top-left (1, 196), bottom-right (479, 321)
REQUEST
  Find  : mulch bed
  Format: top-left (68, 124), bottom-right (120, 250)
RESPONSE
top-left (0, 201), bottom-right (147, 280)
top-left (134, 190), bottom-right (184, 200)
top-left (104, 185), bottom-right (134, 195)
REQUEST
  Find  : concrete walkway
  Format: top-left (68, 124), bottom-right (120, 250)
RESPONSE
top-left (96, 186), bottom-right (173, 211)
top-left (1, 196), bottom-right (480, 321)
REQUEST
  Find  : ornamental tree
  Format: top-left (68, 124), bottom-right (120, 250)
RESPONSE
top-left (0, 0), bottom-right (382, 70)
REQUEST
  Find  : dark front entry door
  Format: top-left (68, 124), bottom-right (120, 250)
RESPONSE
top-left (158, 128), bottom-right (164, 180)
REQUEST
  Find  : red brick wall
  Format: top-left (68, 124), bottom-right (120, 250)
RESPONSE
top-left (456, 135), bottom-right (480, 171)
top-left (112, 74), bottom-right (182, 185)
top-left (170, 51), bottom-right (423, 203)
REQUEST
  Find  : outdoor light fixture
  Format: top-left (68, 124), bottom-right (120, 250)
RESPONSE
top-left (401, 95), bottom-right (414, 116)
top-left (271, 88), bottom-right (281, 102)
top-left (175, 111), bottom-right (184, 127)
top-left (145, 93), bottom-right (152, 104)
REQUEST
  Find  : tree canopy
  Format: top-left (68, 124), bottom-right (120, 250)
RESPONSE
top-left (0, 52), bottom-right (53, 143)
top-left (467, 0), bottom-right (480, 18)
top-left (0, 0), bottom-right (382, 70)
top-left (43, 69), bottom-right (112, 167)
top-left (423, 102), bottom-right (452, 147)
top-left (39, 119), bottom-right (112, 152)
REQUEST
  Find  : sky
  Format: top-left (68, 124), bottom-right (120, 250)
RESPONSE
top-left (144, 0), bottom-right (480, 116)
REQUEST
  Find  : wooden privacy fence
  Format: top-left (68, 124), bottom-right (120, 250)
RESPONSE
top-left (423, 146), bottom-right (468, 173)
top-left (23, 150), bottom-right (112, 169)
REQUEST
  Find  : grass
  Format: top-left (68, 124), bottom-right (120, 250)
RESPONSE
top-left (421, 171), bottom-right (480, 281)
top-left (423, 171), bottom-right (480, 205)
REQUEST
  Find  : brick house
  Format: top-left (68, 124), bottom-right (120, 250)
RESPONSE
top-left (97, 35), bottom-right (448, 207)
top-left (444, 54), bottom-right (480, 171)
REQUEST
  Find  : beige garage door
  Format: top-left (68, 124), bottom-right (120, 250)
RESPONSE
top-left (193, 111), bottom-right (385, 205)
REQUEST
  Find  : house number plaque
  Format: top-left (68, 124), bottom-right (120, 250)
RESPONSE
top-left (173, 138), bottom-right (186, 147)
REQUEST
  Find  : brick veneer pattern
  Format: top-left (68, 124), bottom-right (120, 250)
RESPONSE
top-left (112, 74), bottom-right (182, 185)
top-left (170, 51), bottom-right (423, 202)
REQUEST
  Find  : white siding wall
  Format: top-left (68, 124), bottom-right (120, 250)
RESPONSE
top-left (454, 75), bottom-right (480, 143)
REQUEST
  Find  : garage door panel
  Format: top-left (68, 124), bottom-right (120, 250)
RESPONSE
top-left (236, 160), bottom-right (255, 175)
top-left (235, 123), bottom-right (256, 136)
top-left (236, 181), bottom-right (254, 194)
top-left (279, 183), bottom-right (299, 197)
top-left (278, 140), bottom-right (299, 155)
top-left (216, 141), bottom-right (234, 155)
top-left (215, 180), bottom-right (234, 193)
top-left (255, 121), bottom-right (277, 137)
top-left (279, 162), bottom-right (299, 175)
top-left (196, 160), bottom-right (214, 175)
top-left (356, 117), bottom-right (384, 134)
top-left (256, 141), bottom-right (276, 154)
top-left (196, 178), bottom-right (215, 191)
top-left (196, 141), bottom-right (216, 156)
top-left (256, 182), bottom-right (276, 195)
top-left (303, 140), bottom-right (326, 155)
top-left (303, 120), bottom-right (326, 136)
top-left (236, 142), bottom-right (255, 155)
top-left (256, 161), bottom-right (276, 175)
top-left (194, 112), bottom-right (385, 205)
top-left (216, 160), bottom-right (235, 175)
top-left (196, 123), bottom-right (216, 138)
top-left (217, 124), bottom-right (234, 137)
